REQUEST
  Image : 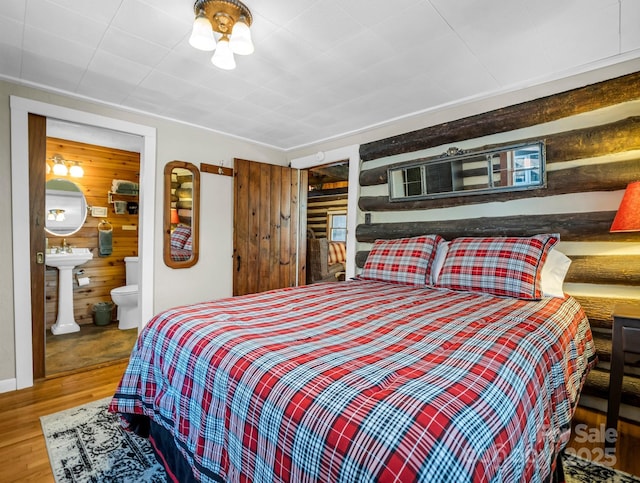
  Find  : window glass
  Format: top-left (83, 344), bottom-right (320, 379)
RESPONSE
top-left (327, 211), bottom-right (347, 242)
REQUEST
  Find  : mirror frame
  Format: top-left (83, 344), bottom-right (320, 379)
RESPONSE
top-left (388, 141), bottom-right (546, 201)
top-left (163, 160), bottom-right (200, 269)
top-left (44, 178), bottom-right (88, 237)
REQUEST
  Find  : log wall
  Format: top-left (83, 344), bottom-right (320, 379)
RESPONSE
top-left (357, 71), bottom-right (640, 417)
top-left (45, 138), bottom-right (140, 329)
top-left (307, 194), bottom-right (348, 238)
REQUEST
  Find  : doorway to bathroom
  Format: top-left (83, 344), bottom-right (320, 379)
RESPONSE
top-left (11, 96), bottom-right (157, 390)
top-left (33, 118), bottom-right (142, 377)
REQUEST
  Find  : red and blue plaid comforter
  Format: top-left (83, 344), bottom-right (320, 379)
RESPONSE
top-left (110, 280), bottom-right (596, 482)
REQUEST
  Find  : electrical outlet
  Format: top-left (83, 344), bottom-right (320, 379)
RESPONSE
top-left (365, 213), bottom-right (371, 225)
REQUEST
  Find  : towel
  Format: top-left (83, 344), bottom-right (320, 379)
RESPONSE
top-left (99, 228), bottom-right (113, 257)
top-left (112, 179), bottom-right (139, 195)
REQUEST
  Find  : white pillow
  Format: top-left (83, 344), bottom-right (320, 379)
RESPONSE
top-left (541, 248), bottom-right (572, 298)
top-left (429, 241), bottom-right (449, 285)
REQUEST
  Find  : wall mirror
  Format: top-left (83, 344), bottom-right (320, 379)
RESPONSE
top-left (163, 160), bottom-right (200, 268)
top-left (388, 141), bottom-right (545, 201)
top-left (45, 179), bottom-right (88, 236)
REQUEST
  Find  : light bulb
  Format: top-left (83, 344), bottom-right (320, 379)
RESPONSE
top-left (189, 12), bottom-right (216, 51)
top-left (230, 17), bottom-right (254, 55)
top-left (69, 162), bottom-right (84, 178)
top-left (52, 160), bottom-right (68, 176)
top-left (211, 35), bottom-right (236, 70)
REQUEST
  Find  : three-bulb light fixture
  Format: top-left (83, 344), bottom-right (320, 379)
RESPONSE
top-left (48, 154), bottom-right (84, 178)
top-left (189, 0), bottom-right (254, 70)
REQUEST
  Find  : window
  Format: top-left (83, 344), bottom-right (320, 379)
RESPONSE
top-left (327, 210), bottom-right (347, 242)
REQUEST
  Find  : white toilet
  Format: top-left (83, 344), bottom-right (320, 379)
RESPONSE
top-left (110, 256), bottom-right (139, 330)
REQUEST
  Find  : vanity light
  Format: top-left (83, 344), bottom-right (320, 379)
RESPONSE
top-left (189, 0), bottom-right (254, 70)
top-left (49, 154), bottom-right (83, 178)
top-left (69, 161), bottom-right (84, 178)
top-left (48, 209), bottom-right (66, 221)
top-left (52, 155), bottom-right (68, 176)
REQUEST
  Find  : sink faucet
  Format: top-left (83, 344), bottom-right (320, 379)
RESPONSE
top-left (61, 238), bottom-right (71, 253)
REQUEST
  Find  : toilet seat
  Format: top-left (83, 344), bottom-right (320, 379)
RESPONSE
top-left (111, 284), bottom-right (138, 295)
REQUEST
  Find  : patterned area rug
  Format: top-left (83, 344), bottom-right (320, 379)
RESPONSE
top-left (42, 398), bottom-right (640, 483)
top-left (41, 397), bottom-right (165, 482)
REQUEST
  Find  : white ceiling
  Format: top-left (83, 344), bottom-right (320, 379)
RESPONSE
top-left (1, 0), bottom-right (639, 151)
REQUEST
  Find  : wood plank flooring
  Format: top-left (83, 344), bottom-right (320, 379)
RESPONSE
top-left (0, 361), bottom-right (638, 481)
top-left (0, 361), bottom-right (128, 483)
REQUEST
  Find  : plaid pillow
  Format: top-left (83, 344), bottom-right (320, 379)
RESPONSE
top-left (436, 234), bottom-right (559, 299)
top-left (360, 235), bottom-right (444, 286)
top-left (170, 225), bottom-right (191, 249)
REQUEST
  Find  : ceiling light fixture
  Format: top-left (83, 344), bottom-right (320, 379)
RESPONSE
top-left (189, 0), bottom-right (254, 70)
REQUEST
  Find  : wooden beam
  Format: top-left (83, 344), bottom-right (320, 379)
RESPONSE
top-left (359, 117), bottom-right (640, 187)
top-left (359, 71), bottom-right (640, 162)
top-left (355, 211), bottom-right (640, 243)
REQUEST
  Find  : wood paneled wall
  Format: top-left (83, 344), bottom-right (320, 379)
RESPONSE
top-left (307, 194), bottom-right (348, 238)
top-left (357, 72), bottom-right (640, 414)
top-left (45, 138), bottom-right (140, 329)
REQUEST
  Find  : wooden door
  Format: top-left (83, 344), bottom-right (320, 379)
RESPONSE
top-left (29, 113), bottom-right (47, 379)
top-left (233, 159), bottom-right (307, 296)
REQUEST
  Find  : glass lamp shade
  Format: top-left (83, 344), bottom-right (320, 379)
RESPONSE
top-left (230, 18), bottom-right (254, 55)
top-left (610, 181), bottom-right (640, 232)
top-left (52, 160), bottom-right (68, 176)
top-left (69, 162), bottom-right (84, 178)
top-left (211, 36), bottom-right (236, 70)
top-left (189, 14), bottom-right (216, 51)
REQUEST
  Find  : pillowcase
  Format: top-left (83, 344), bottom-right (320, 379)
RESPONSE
top-left (540, 248), bottom-right (571, 298)
top-left (360, 235), bottom-right (444, 286)
top-left (170, 225), bottom-right (191, 249)
top-left (435, 234), bottom-right (559, 299)
top-left (429, 241), bottom-right (449, 285)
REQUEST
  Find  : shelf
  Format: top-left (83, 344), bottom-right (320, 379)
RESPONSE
top-left (108, 191), bottom-right (139, 203)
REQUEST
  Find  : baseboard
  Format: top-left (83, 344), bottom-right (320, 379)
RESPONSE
top-left (0, 378), bottom-right (17, 393)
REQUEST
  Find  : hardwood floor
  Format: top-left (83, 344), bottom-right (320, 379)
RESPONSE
top-left (0, 362), bottom-right (638, 481)
top-left (0, 361), bottom-right (128, 483)
top-left (567, 406), bottom-right (640, 477)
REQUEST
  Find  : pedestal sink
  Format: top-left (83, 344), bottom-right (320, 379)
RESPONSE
top-left (46, 248), bottom-right (93, 335)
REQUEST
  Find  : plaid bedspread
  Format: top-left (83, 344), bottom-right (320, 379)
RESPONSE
top-left (110, 280), bottom-right (596, 483)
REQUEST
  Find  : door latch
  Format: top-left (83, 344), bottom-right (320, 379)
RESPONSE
top-left (36, 252), bottom-right (44, 264)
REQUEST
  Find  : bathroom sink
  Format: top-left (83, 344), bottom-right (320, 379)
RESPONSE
top-left (46, 247), bottom-right (93, 268)
top-left (46, 248), bottom-right (94, 335)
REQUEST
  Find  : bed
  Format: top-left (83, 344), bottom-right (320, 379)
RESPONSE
top-left (110, 234), bottom-right (597, 482)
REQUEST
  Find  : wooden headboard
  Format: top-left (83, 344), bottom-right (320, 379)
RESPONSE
top-left (356, 72), bottom-right (640, 413)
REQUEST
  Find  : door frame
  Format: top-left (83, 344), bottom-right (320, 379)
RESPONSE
top-left (291, 145), bottom-right (359, 280)
top-left (10, 96), bottom-right (157, 389)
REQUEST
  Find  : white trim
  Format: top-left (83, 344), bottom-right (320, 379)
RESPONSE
top-left (291, 145), bottom-right (360, 280)
top-left (10, 96), bottom-right (157, 389)
top-left (0, 378), bottom-right (17, 394)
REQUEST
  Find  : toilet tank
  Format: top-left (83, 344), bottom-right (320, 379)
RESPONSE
top-left (124, 256), bottom-right (139, 286)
